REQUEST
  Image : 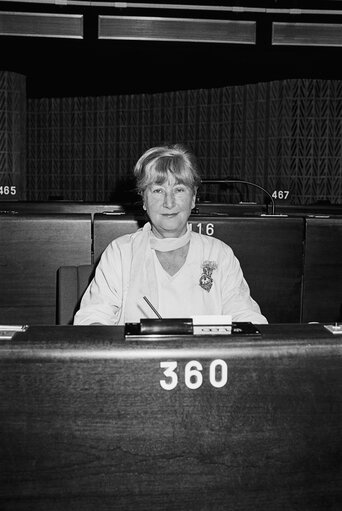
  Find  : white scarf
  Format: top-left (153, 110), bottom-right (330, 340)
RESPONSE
top-left (149, 223), bottom-right (192, 252)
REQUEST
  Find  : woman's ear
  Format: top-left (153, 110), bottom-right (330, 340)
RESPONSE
top-left (140, 190), bottom-right (147, 211)
top-left (191, 187), bottom-right (198, 209)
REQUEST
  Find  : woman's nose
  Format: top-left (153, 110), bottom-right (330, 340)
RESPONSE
top-left (163, 191), bottom-right (175, 208)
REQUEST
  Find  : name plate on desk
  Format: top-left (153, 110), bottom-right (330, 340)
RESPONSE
top-left (192, 315), bottom-right (232, 335)
top-left (124, 316), bottom-right (261, 339)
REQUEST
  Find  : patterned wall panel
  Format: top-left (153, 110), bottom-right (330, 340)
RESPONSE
top-left (27, 79), bottom-right (342, 204)
top-left (0, 71), bottom-right (26, 200)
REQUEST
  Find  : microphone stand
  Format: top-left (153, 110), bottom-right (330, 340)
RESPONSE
top-left (201, 179), bottom-right (276, 215)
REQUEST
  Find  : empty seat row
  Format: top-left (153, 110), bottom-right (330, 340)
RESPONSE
top-left (1, 212), bottom-right (341, 325)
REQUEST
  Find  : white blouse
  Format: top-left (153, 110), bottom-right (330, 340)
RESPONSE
top-left (74, 223), bottom-right (268, 325)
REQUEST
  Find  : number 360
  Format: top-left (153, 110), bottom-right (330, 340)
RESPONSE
top-left (159, 360), bottom-right (228, 390)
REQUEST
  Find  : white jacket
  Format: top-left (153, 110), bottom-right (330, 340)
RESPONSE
top-left (74, 223), bottom-right (268, 325)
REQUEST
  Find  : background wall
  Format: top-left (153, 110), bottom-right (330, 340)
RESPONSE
top-left (0, 71), bottom-right (26, 201)
top-left (26, 78), bottom-right (342, 204)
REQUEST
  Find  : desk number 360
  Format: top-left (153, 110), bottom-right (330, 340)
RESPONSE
top-left (159, 360), bottom-right (228, 390)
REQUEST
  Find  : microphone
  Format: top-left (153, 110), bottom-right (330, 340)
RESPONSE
top-left (201, 179), bottom-right (276, 215)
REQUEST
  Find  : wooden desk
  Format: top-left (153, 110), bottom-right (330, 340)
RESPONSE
top-left (0, 324), bottom-right (341, 510)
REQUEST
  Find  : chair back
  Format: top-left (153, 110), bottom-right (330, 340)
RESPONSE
top-left (57, 264), bottom-right (94, 325)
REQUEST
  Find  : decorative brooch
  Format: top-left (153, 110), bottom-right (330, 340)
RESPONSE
top-left (199, 260), bottom-right (218, 292)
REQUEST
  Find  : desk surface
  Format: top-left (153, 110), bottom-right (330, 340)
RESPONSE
top-left (2, 322), bottom-right (341, 357)
top-left (1, 324), bottom-right (341, 511)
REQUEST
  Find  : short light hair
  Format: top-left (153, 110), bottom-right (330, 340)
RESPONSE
top-left (133, 144), bottom-right (201, 194)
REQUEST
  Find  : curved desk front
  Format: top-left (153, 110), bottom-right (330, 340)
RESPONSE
top-left (1, 324), bottom-right (341, 510)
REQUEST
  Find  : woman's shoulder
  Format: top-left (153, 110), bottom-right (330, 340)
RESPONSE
top-left (99, 228), bottom-right (145, 258)
top-left (106, 227), bottom-right (144, 248)
top-left (116, 228), bottom-right (143, 243)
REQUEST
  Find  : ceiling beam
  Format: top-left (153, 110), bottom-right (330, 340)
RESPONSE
top-left (0, 11), bottom-right (83, 38)
top-left (98, 15), bottom-right (256, 44)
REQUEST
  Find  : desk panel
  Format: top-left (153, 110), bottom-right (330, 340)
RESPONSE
top-left (0, 325), bottom-right (341, 510)
top-left (190, 216), bottom-right (304, 323)
top-left (0, 214), bottom-right (92, 325)
top-left (93, 215), bottom-right (304, 323)
top-left (302, 218), bottom-right (342, 322)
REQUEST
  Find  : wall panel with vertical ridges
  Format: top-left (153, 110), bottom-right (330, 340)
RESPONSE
top-left (27, 79), bottom-right (342, 205)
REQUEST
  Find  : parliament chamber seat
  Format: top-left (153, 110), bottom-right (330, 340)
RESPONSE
top-left (1, 210), bottom-right (342, 325)
top-left (93, 214), bottom-right (305, 323)
top-left (0, 213), bottom-right (92, 325)
top-left (57, 264), bottom-right (94, 325)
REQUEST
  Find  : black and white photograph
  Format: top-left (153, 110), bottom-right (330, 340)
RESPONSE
top-left (0, 1), bottom-right (341, 509)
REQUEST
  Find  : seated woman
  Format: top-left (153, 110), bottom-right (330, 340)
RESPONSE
top-left (74, 144), bottom-right (267, 325)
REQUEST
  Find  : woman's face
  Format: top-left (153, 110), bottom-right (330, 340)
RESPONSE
top-left (143, 174), bottom-right (196, 238)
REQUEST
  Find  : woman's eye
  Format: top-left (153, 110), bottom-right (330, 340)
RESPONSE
top-left (152, 187), bottom-right (163, 193)
top-left (175, 187), bottom-right (186, 193)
